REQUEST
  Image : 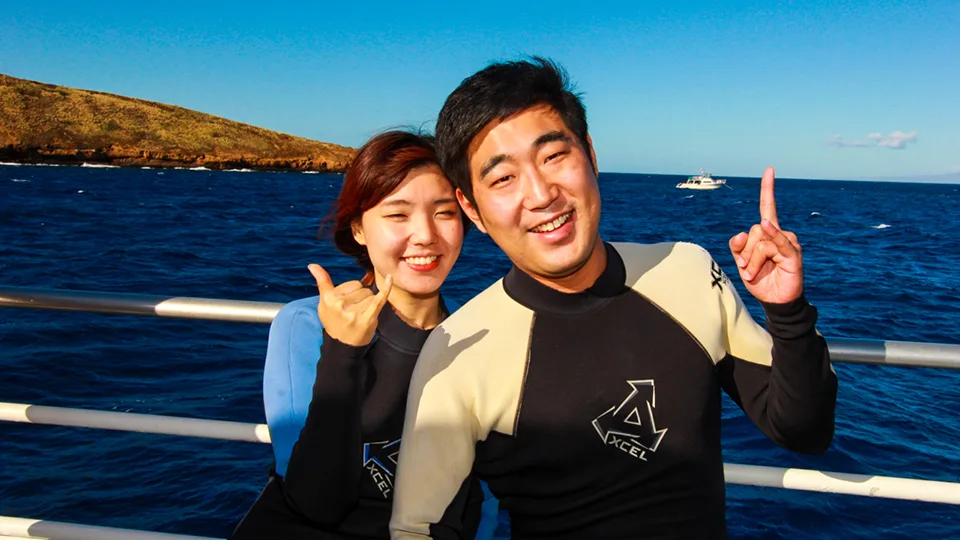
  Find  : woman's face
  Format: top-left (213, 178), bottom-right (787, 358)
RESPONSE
top-left (353, 163), bottom-right (464, 298)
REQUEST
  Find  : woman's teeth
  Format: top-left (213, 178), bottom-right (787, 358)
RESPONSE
top-left (404, 256), bottom-right (438, 265)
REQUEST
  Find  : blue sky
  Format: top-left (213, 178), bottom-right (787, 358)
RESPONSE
top-left (3, 1), bottom-right (958, 180)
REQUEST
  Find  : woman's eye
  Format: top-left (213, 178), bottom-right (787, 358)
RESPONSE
top-left (385, 214), bottom-right (406, 220)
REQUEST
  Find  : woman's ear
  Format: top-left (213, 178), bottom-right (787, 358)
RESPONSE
top-left (351, 219), bottom-right (366, 246)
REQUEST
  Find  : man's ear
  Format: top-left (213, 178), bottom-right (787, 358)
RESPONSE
top-left (456, 188), bottom-right (487, 234)
top-left (586, 133), bottom-right (599, 176)
top-left (351, 219), bottom-right (366, 246)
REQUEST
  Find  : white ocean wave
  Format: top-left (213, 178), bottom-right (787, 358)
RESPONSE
top-left (81, 163), bottom-right (118, 168)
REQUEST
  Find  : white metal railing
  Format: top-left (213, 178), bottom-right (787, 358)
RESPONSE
top-left (0, 287), bottom-right (283, 324)
top-left (3, 400), bottom-right (960, 506)
top-left (0, 402), bottom-right (271, 443)
top-left (825, 337), bottom-right (960, 370)
top-left (3, 286), bottom-right (959, 369)
top-left (0, 515), bottom-right (219, 540)
top-left (3, 285), bottom-right (960, 539)
top-left (723, 464), bottom-right (960, 505)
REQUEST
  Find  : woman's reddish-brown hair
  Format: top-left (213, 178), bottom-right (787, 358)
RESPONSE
top-left (321, 130), bottom-right (468, 286)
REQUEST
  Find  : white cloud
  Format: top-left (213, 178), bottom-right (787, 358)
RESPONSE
top-left (828, 131), bottom-right (917, 150)
top-left (875, 130), bottom-right (918, 149)
top-left (827, 134), bottom-right (871, 147)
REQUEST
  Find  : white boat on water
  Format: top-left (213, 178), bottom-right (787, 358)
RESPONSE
top-left (676, 169), bottom-right (727, 190)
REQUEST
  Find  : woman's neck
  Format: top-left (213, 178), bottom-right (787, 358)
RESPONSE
top-left (374, 275), bottom-right (443, 330)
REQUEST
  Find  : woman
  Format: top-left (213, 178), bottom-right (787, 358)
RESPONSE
top-left (230, 130), bottom-right (494, 539)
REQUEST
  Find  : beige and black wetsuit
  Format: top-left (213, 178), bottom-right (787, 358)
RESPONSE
top-left (390, 241), bottom-right (837, 540)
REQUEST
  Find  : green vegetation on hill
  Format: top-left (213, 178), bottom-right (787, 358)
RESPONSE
top-left (0, 74), bottom-right (356, 171)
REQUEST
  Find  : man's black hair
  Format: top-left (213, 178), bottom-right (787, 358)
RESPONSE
top-left (435, 56), bottom-right (590, 208)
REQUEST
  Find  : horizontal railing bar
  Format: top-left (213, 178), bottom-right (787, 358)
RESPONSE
top-left (5, 287), bottom-right (960, 369)
top-left (4, 402), bottom-right (960, 504)
top-left (0, 515), bottom-right (220, 540)
top-left (1, 467), bottom-right (958, 540)
top-left (0, 403), bottom-right (271, 444)
top-left (824, 337), bottom-right (960, 370)
top-left (0, 287), bottom-right (283, 324)
top-left (724, 463), bottom-right (960, 505)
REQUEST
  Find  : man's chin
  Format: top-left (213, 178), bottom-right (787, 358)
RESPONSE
top-left (532, 235), bottom-right (603, 280)
top-left (534, 252), bottom-right (594, 280)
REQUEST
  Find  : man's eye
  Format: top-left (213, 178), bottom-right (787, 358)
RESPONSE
top-left (492, 175), bottom-right (513, 186)
top-left (546, 151), bottom-right (566, 162)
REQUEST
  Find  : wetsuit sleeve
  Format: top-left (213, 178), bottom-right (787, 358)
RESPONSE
top-left (281, 330), bottom-right (368, 524)
top-left (389, 339), bottom-right (480, 539)
top-left (429, 476), bottom-right (486, 540)
top-left (715, 268), bottom-right (838, 454)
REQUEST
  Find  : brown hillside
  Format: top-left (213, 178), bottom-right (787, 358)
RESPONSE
top-left (0, 74), bottom-right (356, 171)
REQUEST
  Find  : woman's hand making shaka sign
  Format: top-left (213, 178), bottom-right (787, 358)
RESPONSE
top-left (308, 264), bottom-right (393, 347)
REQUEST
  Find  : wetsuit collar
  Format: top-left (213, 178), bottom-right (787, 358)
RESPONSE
top-left (373, 285), bottom-right (449, 354)
top-left (502, 242), bottom-right (627, 314)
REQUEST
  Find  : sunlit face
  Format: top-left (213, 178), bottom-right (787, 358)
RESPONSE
top-left (457, 104), bottom-right (603, 284)
top-left (353, 164), bottom-right (463, 298)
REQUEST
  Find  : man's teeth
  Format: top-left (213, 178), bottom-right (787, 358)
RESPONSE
top-left (531, 212), bottom-right (572, 233)
top-left (405, 256), bottom-right (438, 265)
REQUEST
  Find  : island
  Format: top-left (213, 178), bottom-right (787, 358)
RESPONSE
top-left (0, 74), bottom-right (357, 172)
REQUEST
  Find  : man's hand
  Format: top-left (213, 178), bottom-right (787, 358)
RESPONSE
top-left (728, 167), bottom-right (804, 304)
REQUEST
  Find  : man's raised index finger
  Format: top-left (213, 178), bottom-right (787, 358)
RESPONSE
top-left (759, 166), bottom-right (779, 228)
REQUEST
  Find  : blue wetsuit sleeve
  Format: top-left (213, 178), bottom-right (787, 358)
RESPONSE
top-left (281, 330), bottom-right (369, 524)
top-left (263, 298), bottom-right (323, 478)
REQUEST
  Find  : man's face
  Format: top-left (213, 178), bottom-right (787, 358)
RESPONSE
top-left (457, 104), bottom-right (602, 283)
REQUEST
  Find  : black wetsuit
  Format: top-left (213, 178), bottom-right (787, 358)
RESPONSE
top-left (230, 300), bottom-right (484, 540)
top-left (390, 242), bottom-right (838, 539)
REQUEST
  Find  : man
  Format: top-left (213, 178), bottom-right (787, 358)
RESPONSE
top-left (390, 57), bottom-right (837, 539)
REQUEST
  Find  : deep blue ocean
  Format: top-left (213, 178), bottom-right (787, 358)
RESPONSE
top-left (1, 164), bottom-right (958, 539)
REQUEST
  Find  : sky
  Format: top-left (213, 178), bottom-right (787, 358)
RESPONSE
top-left (2, 1), bottom-right (958, 180)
